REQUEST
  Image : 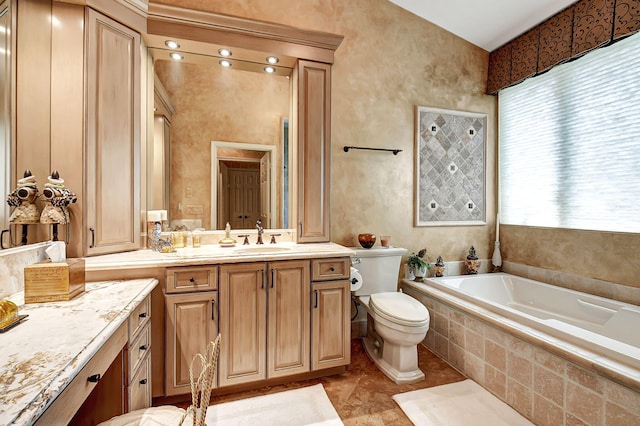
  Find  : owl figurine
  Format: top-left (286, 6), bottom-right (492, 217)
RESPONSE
top-left (40, 170), bottom-right (77, 224)
top-left (7, 170), bottom-right (40, 224)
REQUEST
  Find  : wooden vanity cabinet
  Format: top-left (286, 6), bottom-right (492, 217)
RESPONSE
top-left (218, 260), bottom-right (311, 387)
top-left (311, 258), bottom-right (351, 369)
top-left (125, 294), bottom-right (152, 411)
top-left (164, 266), bottom-right (218, 396)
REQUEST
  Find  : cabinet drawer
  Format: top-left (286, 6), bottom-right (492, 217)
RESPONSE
top-left (166, 267), bottom-right (218, 293)
top-left (127, 354), bottom-right (151, 412)
top-left (128, 322), bottom-right (151, 379)
top-left (35, 322), bottom-right (127, 425)
top-left (311, 258), bottom-right (350, 281)
top-left (128, 295), bottom-right (151, 342)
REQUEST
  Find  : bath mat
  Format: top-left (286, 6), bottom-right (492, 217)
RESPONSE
top-left (205, 383), bottom-right (343, 425)
top-left (393, 379), bottom-right (533, 426)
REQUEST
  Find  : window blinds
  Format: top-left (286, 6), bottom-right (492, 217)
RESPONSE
top-left (498, 31), bottom-right (640, 233)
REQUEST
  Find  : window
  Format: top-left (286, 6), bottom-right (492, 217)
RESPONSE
top-left (499, 31), bottom-right (640, 233)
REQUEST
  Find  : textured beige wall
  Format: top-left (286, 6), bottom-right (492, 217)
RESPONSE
top-left (156, 0), bottom-right (638, 290)
top-left (154, 60), bottom-right (290, 229)
top-left (157, 0), bottom-right (498, 264)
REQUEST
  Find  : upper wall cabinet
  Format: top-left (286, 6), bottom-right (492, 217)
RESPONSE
top-left (14, 1), bottom-right (141, 257)
top-left (85, 9), bottom-right (141, 256)
top-left (296, 60), bottom-right (331, 242)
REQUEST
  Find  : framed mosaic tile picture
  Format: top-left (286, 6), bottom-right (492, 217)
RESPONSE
top-left (414, 106), bottom-right (486, 227)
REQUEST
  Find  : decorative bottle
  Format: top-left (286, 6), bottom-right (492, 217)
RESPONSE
top-left (464, 246), bottom-right (480, 275)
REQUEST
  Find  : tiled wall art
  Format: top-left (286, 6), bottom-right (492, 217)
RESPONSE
top-left (415, 106), bottom-right (486, 226)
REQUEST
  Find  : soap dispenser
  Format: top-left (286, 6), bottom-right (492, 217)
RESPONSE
top-left (218, 222), bottom-right (237, 247)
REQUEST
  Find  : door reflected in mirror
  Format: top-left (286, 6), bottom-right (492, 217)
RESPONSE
top-left (212, 141), bottom-right (278, 230)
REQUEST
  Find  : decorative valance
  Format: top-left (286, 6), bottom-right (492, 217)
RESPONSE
top-left (487, 0), bottom-right (640, 94)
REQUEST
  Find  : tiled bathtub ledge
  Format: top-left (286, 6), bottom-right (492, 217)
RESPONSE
top-left (503, 261), bottom-right (640, 306)
top-left (401, 279), bottom-right (640, 425)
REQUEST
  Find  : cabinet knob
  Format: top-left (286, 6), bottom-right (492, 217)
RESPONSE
top-left (189, 277), bottom-right (195, 283)
top-left (139, 378), bottom-right (148, 385)
top-left (329, 267), bottom-right (335, 272)
top-left (138, 312), bottom-right (147, 318)
top-left (139, 344), bottom-right (148, 351)
top-left (87, 374), bottom-right (101, 383)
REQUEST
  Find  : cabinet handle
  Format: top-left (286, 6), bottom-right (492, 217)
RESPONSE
top-left (139, 344), bottom-right (148, 351)
top-left (139, 378), bottom-right (148, 385)
top-left (89, 227), bottom-right (95, 248)
top-left (271, 268), bottom-right (275, 289)
top-left (138, 312), bottom-right (147, 318)
top-left (314, 290), bottom-right (319, 308)
top-left (87, 374), bottom-right (101, 383)
top-left (211, 299), bottom-right (215, 321)
top-left (299, 222), bottom-right (303, 233)
top-left (261, 269), bottom-right (265, 289)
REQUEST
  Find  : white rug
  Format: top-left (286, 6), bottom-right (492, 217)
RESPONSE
top-left (205, 383), bottom-right (343, 425)
top-left (393, 380), bottom-right (534, 426)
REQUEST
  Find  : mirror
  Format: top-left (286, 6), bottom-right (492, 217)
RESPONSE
top-left (0, 1), bottom-right (11, 234)
top-left (149, 47), bottom-right (293, 231)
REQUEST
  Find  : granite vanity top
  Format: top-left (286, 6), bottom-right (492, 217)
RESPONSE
top-left (85, 242), bottom-right (356, 271)
top-left (0, 278), bottom-right (158, 426)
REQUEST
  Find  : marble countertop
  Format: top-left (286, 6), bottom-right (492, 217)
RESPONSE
top-left (0, 278), bottom-right (158, 426)
top-left (85, 242), bottom-right (356, 271)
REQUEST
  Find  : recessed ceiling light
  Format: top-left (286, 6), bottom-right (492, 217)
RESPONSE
top-left (219, 59), bottom-right (232, 67)
top-left (165, 40), bottom-right (180, 49)
top-left (170, 52), bottom-right (184, 61)
top-left (264, 66), bottom-right (276, 73)
top-left (266, 56), bottom-right (279, 64)
top-left (218, 48), bottom-right (232, 57)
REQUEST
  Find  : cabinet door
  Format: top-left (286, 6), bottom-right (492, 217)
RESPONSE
top-left (219, 263), bottom-right (267, 387)
top-left (165, 291), bottom-right (218, 396)
top-left (296, 60), bottom-right (331, 242)
top-left (311, 280), bottom-right (350, 370)
top-left (85, 9), bottom-right (140, 255)
top-left (268, 260), bottom-right (310, 378)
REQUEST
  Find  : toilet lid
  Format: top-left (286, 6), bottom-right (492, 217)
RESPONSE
top-left (369, 292), bottom-right (429, 327)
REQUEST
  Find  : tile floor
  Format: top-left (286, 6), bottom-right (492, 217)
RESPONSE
top-left (206, 339), bottom-right (466, 425)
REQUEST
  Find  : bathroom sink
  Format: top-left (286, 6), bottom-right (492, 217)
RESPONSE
top-left (235, 246), bottom-right (292, 254)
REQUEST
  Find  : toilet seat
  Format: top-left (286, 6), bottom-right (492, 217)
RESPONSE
top-left (369, 292), bottom-right (429, 327)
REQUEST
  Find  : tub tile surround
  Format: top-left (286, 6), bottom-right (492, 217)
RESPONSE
top-left (0, 242), bottom-right (51, 298)
top-left (401, 282), bottom-right (640, 426)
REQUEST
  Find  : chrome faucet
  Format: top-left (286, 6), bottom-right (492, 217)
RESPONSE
top-left (255, 219), bottom-right (264, 244)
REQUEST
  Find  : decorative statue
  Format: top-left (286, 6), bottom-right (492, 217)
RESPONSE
top-left (40, 170), bottom-right (77, 225)
top-left (7, 170), bottom-right (40, 224)
top-left (434, 256), bottom-right (445, 277)
top-left (464, 246), bottom-right (480, 275)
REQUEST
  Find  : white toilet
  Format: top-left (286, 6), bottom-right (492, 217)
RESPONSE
top-left (352, 246), bottom-right (430, 384)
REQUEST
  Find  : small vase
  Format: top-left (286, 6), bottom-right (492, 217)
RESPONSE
top-left (413, 265), bottom-right (428, 279)
top-left (405, 264), bottom-right (415, 281)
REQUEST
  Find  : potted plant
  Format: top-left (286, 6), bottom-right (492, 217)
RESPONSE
top-left (407, 248), bottom-right (430, 279)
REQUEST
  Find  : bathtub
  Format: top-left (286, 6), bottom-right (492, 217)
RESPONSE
top-left (406, 273), bottom-right (640, 380)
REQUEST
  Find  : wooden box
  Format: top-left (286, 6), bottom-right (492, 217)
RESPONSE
top-left (24, 258), bottom-right (85, 303)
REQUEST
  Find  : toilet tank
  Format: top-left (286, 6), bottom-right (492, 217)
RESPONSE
top-left (351, 247), bottom-right (407, 296)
